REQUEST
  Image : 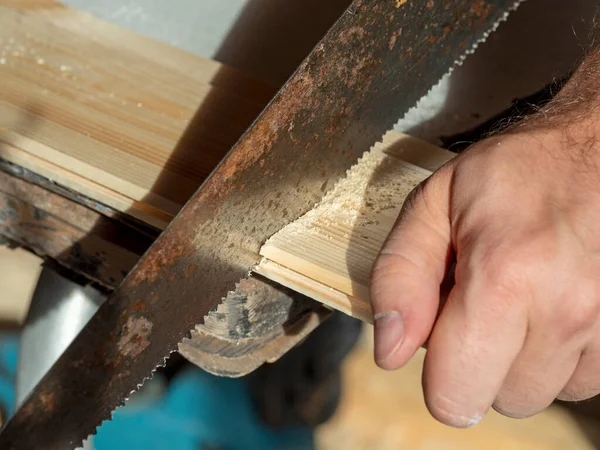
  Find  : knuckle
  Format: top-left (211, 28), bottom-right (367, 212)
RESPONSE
top-left (562, 286), bottom-right (600, 335)
top-left (401, 168), bottom-right (447, 220)
top-left (558, 309), bottom-right (598, 340)
top-left (475, 227), bottom-right (557, 288)
top-left (402, 182), bottom-right (427, 216)
top-left (550, 281), bottom-right (600, 340)
top-left (370, 255), bottom-right (420, 309)
top-left (476, 248), bottom-right (527, 305)
top-left (371, 254), bottom-right (413, 283)
top-left (474, 236), bottom-right (600, 339)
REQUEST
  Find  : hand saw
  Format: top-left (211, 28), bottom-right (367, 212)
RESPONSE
top-left (0, 1), bottom-right (523, 448)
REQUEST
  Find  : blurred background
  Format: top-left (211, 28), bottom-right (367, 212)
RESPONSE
top-left (3, 0), bottom-right (600, 449)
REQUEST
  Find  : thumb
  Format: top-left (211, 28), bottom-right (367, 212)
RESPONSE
top-left (370, 168), bottom-right (452, 370)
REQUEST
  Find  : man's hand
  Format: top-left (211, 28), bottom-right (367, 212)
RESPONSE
top-left (370, 49), bottom-right (600, 427)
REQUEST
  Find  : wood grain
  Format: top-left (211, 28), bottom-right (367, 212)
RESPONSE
top-left (0, 246), bottom-right (41, 326)
top-left (0, 0), bottom-right (275, 228)
top-left (257, 131), bottom-right (455, 322)
top-left (0, 169), bottom-right (153, 288)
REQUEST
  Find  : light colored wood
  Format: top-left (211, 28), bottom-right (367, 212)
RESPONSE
top-left (0, 1), bottom-right (274, 228)
top-left (257, 131), bottom-right (455, 322)
top-left (0, 137), bottom-right (171, 229)
top-left (0, 246), bottom-right (41, 325)
top-left (0, 169), bottom-right (151, 288)
top-left (255, 260), bottom-right (371, 323)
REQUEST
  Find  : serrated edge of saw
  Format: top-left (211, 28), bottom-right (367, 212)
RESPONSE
top-left (84, 1), bottom-right (526, 444)
top-left (85, 276), bottom-right (251, 443)
top-left (85, 351), bottom-right (175, 444)
top-left (396, 0), bottom-right (525, 132)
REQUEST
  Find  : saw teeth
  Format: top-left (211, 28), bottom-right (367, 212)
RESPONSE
top-left (83, 350), bottom-right (176, 446)
top-left (394, 0), bottom-right (526, 136)
top-left (77, 1), bottom-right (528, 445)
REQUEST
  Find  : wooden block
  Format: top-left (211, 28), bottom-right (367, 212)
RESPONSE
top-left (256, 131), bottom-right (455, 322)
top-left (0, 168), bottom-right (154, 289)
top-left (0, 1), bottom-right (275, 228)
top-left (0, 246), bottom-right (41, 326)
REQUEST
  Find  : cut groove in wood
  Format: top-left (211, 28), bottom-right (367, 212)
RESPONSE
top-left (254, 259), bottom-right (372, 324)
top-left (256, 131), bottom-right (455, 322)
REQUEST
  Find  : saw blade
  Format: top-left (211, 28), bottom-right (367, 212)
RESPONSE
top-left (0, 1), bottom-right (524, 448)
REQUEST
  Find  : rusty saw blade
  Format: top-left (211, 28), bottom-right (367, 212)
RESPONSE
top-left (0, 1), bottom-right (523, 448)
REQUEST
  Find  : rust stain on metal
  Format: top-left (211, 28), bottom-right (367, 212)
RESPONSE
top-left (471, 0), bottom-right (488, 15)
top-left (189, 4), bottom-right (395, 209)
top-left (128, 228), bottom-right (193, 285)
top-left (107, 370), bottom-right (131, 390)
top-left (337, 26), bottom-right (367, 44)
top-left (116, 316), bottom-right (153, 358)
top-left (19, 401), bottom-right (34, 418)
top-left (194, 70), bottom-right (318, 204)
top-left (185, 264), bottom-right (197, 277)
top-left (131, 299), bottom-right (146, 312)
top-left (388, 28), bottom-right (403, 50)
top-left (39, 391), bottom-right (56, 413)
top-left (0, 2), bottom-right (525, 448)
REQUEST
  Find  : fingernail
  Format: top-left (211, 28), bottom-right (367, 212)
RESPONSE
top-left (447, 413), bottom-right (483, 428)
top-left (464, 415), bottom-right (483, 428)
top-left (374, 310), bottom-right (404, 365)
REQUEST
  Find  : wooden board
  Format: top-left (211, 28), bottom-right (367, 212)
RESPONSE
top-left (256, 131), bottom-right (455, 323)
top-left (0, 246), bottom-right (41, 326)
top-left (1, 2), bottom-right (448, 324)
top-left (0, 0), bottom-right (275, 229)
top-left (0, 166), bottom-right (154, 289)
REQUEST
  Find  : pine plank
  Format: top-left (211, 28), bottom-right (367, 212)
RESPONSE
top-left (0, 1), bottom-right (275, 228)
top-left (0, 139), bottom-right (171, 229)
top-left (257, 131), bottom-right (455, 322)
top-left (0, 246), bottom-right (41, 326)
top-left (0, 169), bottom-right (154, 288)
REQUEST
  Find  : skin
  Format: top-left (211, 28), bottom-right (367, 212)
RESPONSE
top-left (370, 47), bottom-right (600, 427)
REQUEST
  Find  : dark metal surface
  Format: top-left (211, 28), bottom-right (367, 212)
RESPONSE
top-left (0, 1), bottom-right (522, 448)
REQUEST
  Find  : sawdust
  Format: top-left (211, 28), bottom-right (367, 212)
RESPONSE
top-left (265, 145), bottom-right (430, 246)
top-left (258, 133), bottom-right (446, 306)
